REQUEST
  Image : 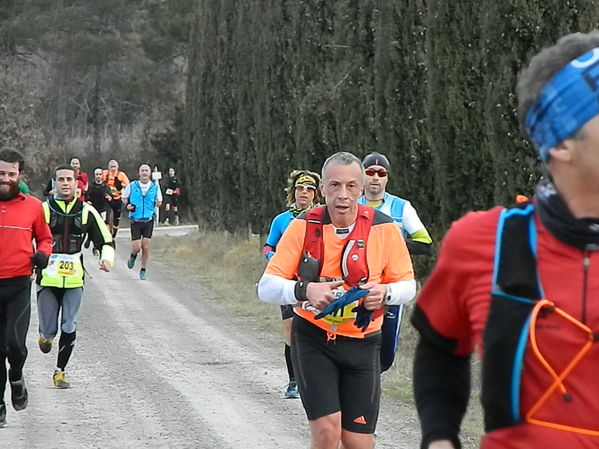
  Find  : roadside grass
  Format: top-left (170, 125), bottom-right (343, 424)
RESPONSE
top-left (152, 231), bottom-right (484, 447)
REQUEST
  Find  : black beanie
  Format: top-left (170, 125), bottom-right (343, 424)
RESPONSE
top-left (362, 152), bottom-right (390, 171)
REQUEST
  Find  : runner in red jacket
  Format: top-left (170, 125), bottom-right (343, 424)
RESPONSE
top-left (0, 147), bottom-right (52, 427)
top-left (412, 32), bottom-right (599, 449)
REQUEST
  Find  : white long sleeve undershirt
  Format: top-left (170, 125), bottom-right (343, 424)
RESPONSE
top-left (257, 273), bottom-right (417, 306)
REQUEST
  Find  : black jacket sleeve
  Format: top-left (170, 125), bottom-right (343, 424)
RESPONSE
top-left (406, 239), bottom-right (433, 256)
top-left (412, 306), bottom-right (471, 449)
top-left (87, 207), bottom-right (115, 251)
top-left (43, 179), bottom-right (53, 197)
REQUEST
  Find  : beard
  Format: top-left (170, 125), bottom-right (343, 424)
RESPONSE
top-left (0, 180), bottom-right (19, 201)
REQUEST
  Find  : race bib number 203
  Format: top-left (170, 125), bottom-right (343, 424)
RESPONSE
top-left (46, 254), bottom-right (80, 277)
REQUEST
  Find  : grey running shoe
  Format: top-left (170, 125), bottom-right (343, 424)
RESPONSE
top-left (127, 253), bottom-right (137, 269)
top-left (10, 377), bottom-right (28, 410)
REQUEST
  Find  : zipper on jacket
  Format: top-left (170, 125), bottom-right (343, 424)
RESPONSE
top-left (582, 251), bottom-right (590, 324)
top-left (0, 204), bottom-right (5, 261)
top-left (62, 206), bottom-right (69, 289)
top-left (581, 245), bottom-right (599, 324)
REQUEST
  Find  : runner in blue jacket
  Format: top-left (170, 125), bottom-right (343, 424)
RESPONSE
top-left (263, 169), bottom-right (321, 398)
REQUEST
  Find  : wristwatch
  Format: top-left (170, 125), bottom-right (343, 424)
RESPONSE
top-left (384, 284), bottom-right (392, 304)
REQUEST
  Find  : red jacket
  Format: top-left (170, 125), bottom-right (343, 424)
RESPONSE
top-left (415, 207), bottom-right (599, 448)
top-left (0, 193), bottom-right (53, 279)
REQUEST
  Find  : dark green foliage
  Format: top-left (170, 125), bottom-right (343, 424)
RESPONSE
top-left (183, 1), bottom-right (599, 247)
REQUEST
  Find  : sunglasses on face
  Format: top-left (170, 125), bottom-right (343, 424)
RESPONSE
top-left (295, 184), bottom-right (317, 192)
top-left (364, 168), bottom-right (388, 177)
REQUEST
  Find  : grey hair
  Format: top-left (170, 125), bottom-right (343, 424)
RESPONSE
top-left (321, 152), bottom-right (365, 183)
top-left (517, 31), bottom-right (599, 127)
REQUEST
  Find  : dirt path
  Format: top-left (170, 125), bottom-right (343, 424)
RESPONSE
top-left (2, 235), bottom-right (421, 448)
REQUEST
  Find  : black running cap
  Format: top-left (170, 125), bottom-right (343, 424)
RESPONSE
top-left (362, 152), bottom-right (390, 171)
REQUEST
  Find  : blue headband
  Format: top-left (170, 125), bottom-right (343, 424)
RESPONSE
top-left (524, 47), bottom-right (599, 162)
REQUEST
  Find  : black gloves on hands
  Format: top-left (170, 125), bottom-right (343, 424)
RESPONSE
top-left (352, 303), bottom-right (375, 332)
top-left (30, 251), bottom-right (49, 269)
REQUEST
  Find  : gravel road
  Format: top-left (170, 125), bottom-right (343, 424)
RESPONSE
top-left (2, 234), bottom-right (421, 448)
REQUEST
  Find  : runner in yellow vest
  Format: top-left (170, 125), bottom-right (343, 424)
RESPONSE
top-left (37, 164), bottom-right (114, 389)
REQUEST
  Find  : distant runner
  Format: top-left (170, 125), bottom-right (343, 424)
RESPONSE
top-left (162, 167), bottom-right (182, 226)
top-left (263, 169), bottom-right (321, 399)
top-left (123, 163), bottom-right (163, 280)
top-left (358, 151), bottom-right (433, 372)
top-left (102, 159), bottom-right (129, 239)
top-left (85, 168), bottom-right (112, 256)
top-left (70, 157), bottom-right (88, 201)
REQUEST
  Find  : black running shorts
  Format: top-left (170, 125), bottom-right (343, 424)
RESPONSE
top-left (130, 219), bottom-right (155, 240)
top-left (280, 304), bottom-right (294, 320)
top-left (165, 195), bottom-right (179, 207)
top-left (290, 316), bottom-right (382, 434)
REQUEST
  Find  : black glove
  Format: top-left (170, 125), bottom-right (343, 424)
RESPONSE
top-left (30, 251), bottom-right (49, 269)
top-left (352, 302), bottom-right (374, 332)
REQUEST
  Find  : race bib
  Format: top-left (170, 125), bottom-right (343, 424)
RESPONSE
top-left (321, 287), bottom-right (358, 326)
top-left (166, 188), bottom-right (173, 195)
top-left (46, 254), bottom-right (80, 278)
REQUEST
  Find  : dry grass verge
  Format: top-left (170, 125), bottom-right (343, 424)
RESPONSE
top-left (152, 231), bottom-right (484, 447)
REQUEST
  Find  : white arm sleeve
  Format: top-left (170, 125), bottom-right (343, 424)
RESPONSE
top-left (122, 184), bottom-right (131, 201)
top-left (386, 279), bottom-right (417, 306)
top-left (257, 273), bottom-right (298, 305)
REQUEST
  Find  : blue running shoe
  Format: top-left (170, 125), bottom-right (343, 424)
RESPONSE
top-left (284, 380), bottom-right (300, 399)
top-left (139, 269), bottom-right (147, 280)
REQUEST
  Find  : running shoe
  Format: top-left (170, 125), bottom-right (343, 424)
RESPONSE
top-left (38, 336), bottom-right (53, 354)
top-left (174, 216), bottom-right (179, 226)
top-left (0, 403), bottom-right (5, 427)
top-left (10, 377), bottom-right (28, 410)
top-left (139, 268), bottom-right (147, 280)
top-left (53, 371), bottom-right (70, 389)
top-left (127, 253), bottom-right (137, 269)
top-left (284, 380), bottom-right (300, 399)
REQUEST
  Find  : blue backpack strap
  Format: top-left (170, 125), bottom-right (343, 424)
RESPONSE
top-left (482, 203), bottom-right (542, 431)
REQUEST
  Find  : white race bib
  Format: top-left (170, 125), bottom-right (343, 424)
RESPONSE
top-left (46, 253), bottom-right (80, 277)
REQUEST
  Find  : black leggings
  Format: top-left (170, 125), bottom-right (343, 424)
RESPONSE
top-left (0, 277), bottom-right (32, 400)
top-left (108, 199), bottom-right (123, 231)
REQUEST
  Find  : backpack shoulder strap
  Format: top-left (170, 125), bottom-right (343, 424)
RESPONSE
top-left (493, 203), bottom-right (542, 300)
top-left (302, 206), bottom-right (326, 261)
